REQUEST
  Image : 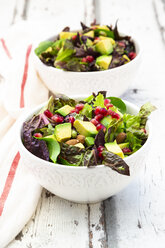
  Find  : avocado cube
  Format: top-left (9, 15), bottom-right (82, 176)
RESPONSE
top-left (74, 143), bottom-right (85, 149)
top-left (123, 54), bottom-right (130, 63)
top-left (100, 115), bottom-right (113, 127)
top-left (105, 141), bottom-right (124, 159)
top-left (83, 30), bottom-right (94, 38)
top-left (54, 123), bottom-right (71, 142)
top-left (95, 39), bottom-right (113, 55)
top-left (56, 105), bottom-right (74, 117)
top-left (73, 120), bottom-right (98, 137)
top-left (59, 32), bottom-right (77, 39)
top-left (96, 55), bottom-right (112, 70)
top-left (118, 143), bottom-right (129, 149)
top-left (85, 137), bottom-right (95, 146)
top-left (99, 36), bottom-right (115, 45)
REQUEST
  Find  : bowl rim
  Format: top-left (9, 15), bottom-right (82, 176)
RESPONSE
top-left (18, 97), bottom-right (152, 171)
top-left (33, 30), bottom-right (141, 75)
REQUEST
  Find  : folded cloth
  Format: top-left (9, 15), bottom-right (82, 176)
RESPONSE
top-left (0, 21), bottom-right (59, 247)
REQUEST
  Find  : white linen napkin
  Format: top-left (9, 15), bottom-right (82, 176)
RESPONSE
top-left (0, 21), bottom-right (59, 247)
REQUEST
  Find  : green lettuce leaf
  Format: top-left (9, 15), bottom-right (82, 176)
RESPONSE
top-left (80, 103), bottom-right (93, 119)
top-left (93, 93), bottom-right (105, 108)
top-left (138, 102), bottom-right (156, 128)
top-left (55, 40), bottom-right (75, 62)
top-left (39, 123), bottom-right (55, 137)
top-left (35, 41), bottom-right (54, 56)
top-left (107, 97), bottom-right (126, 114)
top-left (84, 95), bottom-right (94, 103)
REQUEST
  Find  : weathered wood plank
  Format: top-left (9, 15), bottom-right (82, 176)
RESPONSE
top-left (26, 0), bottom-right (85, 29)
top-left (0, 0), bottom-right (17, 30)
top-left (153, 0), bottom-right (165, 43)
top-left (8, 189), bottom-right (90, 248)
top-left (88, 202), bottom-right (108, 248)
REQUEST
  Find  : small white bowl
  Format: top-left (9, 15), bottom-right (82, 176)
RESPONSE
top-left (33, 33), bottom-right (141, 97)
top-left (18, 97), bottom-right (151, 203)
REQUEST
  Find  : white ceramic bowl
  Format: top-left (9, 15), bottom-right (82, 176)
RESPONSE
top-left (18, 97), bottom-right (151, 203)
top-left (33, 34), bottom-right (141, 97)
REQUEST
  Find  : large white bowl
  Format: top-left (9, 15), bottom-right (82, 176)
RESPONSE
top-left (18, 97), bottom-right (151, 203)
top-left (33, 34), bottom-right (141, 97)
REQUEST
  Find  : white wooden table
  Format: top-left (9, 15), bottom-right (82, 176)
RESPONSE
top-left (0, 0), bottom-right (165, 247)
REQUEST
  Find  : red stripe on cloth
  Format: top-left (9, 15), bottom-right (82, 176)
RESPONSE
top-left (20, 44), bottom-right (32, 108)
top-left (0, 152), bottom-right (21, 216)
top-left (0, 38), bottom-right (12, 59)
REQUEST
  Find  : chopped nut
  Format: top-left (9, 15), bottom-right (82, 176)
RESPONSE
top-left (65, 139), bottom-right (79, 145)
top-left (77, 135), bottom-right (85, 144)
top-left (116, 132), bottom-right (126, 144)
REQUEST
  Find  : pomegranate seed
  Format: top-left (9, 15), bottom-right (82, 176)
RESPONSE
top-left (34, 133), bottom-right (42, 138)
top-left (44, 109), bottom-right (53, 118)
top-left (51, 114), bottom-right (64, 123)
top-left (106, 103), bottom-right (114, 109)
top-left (141, 128), bottom-right (147, 134)
top-left (100, 108), bottom-right (108, 116)
top-left (118, 41), bottom-right (125, 47)
top-left (86, 55), bottom-right (94, 63)
top-left (94, 37), bottom-right (100, 41)
top-left (90, 118), bottom-right (99, 126)
top-left (112, 112), bottom-right (120, 119)
top-left (98, 151), bottom-right (104, 159)
top-left (104, 99), bottom-right (110, 106)
top-left (68, 116), bottom-right (75, 125)
top-left (72, 35), bottom-right (77, 40)
top-left (96, 123), bottom-right (106, 131)
top-left (94, 107), bottom-right (101, 115)
top-left (129, 52), bottom-right (136, 60)
top-left (70, 109), bottom-right (79, 114)
top-left (95, 114), bottom-right (104, 121)
top-left (122, 148), bottom-right (132, 154)
top-left (97, 145), bottom-right (104, 152)
top-left (107, 109), bottom-right (113, 115)
top-left (75, 103), bottom-right (84, 111)
top-left (107, 109), bottom-right (120, 119)
top-left (82, 57), bottom-right (87, 63)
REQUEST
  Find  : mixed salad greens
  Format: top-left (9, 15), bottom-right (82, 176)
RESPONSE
top-left (22, 92), bottom-right (156, 176)
top-left (35, 21), bottom-right (136, 72)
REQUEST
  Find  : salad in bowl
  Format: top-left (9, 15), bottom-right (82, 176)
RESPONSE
top-left (22, 92), bottom-right (155, 177)
top-left (35, 22), bottom-right (136, 72)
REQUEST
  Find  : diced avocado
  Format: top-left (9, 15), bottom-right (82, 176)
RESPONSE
top-left (99, 36), bottom-right (115, 45)
top-left (95, 39), bottom-right (113, 55)
top-left (85, 137), bottom-right (95, 146)
top-left (105, 141), bottom-right (124, 159)
top-left (86, 38), bottom-right (93, 47)
top-left (118, 143), bottom-right (129, 149)
top-left (73, 120), bottom-right (98, 137)
top-left (83, 30), bottom-right (94, 38)
top-left (54, 123), bottom-right (71, 142)
top-left (74, 143), bottom-right (85, 149)
top-left (59, 32), bottom-right (77, 39)
top-left (97, 25), bottom-right (110, 31)
top-left (123, 54), bottom-right (130, 63)
top-left (71, 129), bottom-right (77, 138)
top-left (56, 105), bottom-right (74, 116)
top-left (96, 55), bottom-right (112, 70)
top-left (101, 115), bottom-right (113, 127)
